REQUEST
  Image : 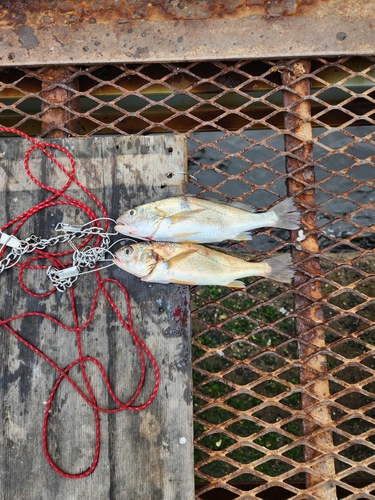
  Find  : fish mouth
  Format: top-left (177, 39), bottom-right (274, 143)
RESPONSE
top-left (112, 257), bottom-right (153, 279)
top-left (112, 257), bottom-right (125, 268)
top-left (115, 224), bottom-right (133, 235)
top-left (114, 226), bottom-right (153, 241)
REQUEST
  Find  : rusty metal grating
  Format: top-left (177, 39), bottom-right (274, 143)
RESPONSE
top-left (0, 58), bottom-right (374, 499)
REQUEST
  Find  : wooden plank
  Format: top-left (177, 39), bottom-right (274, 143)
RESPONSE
top-left (0, 135), bottom-right (194, 500)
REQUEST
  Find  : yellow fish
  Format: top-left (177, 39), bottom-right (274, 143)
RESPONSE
top-left (113, 242), bottom-right (294, 288)
top-left (115, 195), bottom-right (300, 243)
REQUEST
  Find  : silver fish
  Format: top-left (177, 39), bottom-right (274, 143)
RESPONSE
top-left (113, 241), bottom-right (295, 288)
top-left (115, 195), bottom-right (300, 243)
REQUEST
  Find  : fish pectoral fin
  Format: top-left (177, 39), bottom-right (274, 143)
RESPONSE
top-left (166, 247), bottom-right (199, 265)
top-left (153, 247), bottom-right (198, 269)
top-left (167, 209), bottom-right (205, 224)
top-left (225, 280), bottom-right (246, 289)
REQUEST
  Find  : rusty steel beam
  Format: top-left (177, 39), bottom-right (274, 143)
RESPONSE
top-left (40, 67), bottom-right (80, 137)
top-left (0, 0), bottom-right (374, 67)
top-left (282, 61), bottom-right (336, 499)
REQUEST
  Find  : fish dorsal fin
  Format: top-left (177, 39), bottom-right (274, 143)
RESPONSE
top-left (205, 245), bottom-right (260, 262)
top-left (229, 201), bottom-right (255, 213)
top-left (201, 197), bottom-right (255, 213)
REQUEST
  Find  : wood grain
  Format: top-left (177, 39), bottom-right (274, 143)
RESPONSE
top-left (0, 135), bottom-right (194, 500)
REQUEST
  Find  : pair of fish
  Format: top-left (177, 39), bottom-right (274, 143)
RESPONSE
top-left (113, 195), bottom-right (300, 288)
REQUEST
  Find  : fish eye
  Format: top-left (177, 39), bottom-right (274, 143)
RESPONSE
top-left (128, 209), bottom-right (136, 216)
top-left (124, 246), bottom-right (133, 255)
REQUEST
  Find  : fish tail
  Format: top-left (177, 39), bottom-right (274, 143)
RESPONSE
top-left (269, 198), bottom-right (301, 230)
top-left (265, 253), bottom-right (295, 283)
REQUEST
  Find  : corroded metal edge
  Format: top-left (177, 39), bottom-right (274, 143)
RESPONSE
top-left (1, 13), bottom-right (374, 68)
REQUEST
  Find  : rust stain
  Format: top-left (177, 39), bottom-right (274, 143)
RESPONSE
top-left (40, 67), bottom-right (80, 138)
top-left (282, 60), bottom-right (336, 498)
top-left (0, 0), bottom-right (318, 26)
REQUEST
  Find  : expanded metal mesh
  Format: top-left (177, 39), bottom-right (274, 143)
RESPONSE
top-left (0, 58), bottom-right (374, 499)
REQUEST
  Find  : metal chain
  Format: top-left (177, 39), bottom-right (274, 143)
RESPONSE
top-left (0, 225), bottom-right (114, 292)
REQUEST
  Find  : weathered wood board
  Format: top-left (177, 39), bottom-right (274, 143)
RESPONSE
top-left (0, 136), bottom-right (194, 500)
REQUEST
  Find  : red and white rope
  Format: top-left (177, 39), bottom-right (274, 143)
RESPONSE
top-left (0, 127), bottom-right (159, 479)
